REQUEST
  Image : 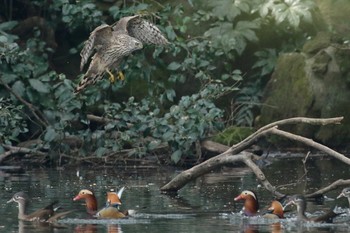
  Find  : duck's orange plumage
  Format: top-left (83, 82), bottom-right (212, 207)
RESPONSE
top-left (234, 190), bottom-right (259, 216)
top-left (234, 190), bottom-right (284, 219)
top-left (266, 200), bottom-right (284, 219)
top-left (73, 188), bottom-right (127, 219)
top-left (73, 189), bottom-right (98, 215)
top-left (107, 192), bottom-right (122, 206)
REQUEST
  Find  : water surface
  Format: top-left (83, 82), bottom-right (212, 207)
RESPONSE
top-left (1, 154), bottom-right (350, 232)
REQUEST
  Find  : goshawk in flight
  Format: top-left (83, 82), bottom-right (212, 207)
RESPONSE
top-left (75, 15), bottom-right (169, 93)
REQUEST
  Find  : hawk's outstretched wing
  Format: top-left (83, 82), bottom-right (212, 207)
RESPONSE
top-left (112, 15), bottom-right (169, 46)
top-left (80, 24), bottom-right (113, 71)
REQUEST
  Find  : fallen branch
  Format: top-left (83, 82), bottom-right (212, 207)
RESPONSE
top-left (160, 127), bottom-right (276, 192)
top-left (270, 128), bottom-right (350, 165)
top-left (87, 114), bottom-right (113, 124)
top-left (160, 151), bottom-right (252, 192)
top-left (0, 144), bottom-right (47, 164)
top-left (201, 140), bottom-right (230, 153)
top-left (87, 114), bottom-right (133, 128)
top-left (160, 117), bottom-right (344, 195)
top-left (306, 179), bottom-right (350, 198)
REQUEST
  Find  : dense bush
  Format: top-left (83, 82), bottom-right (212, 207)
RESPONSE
top-left (0, 0), bottom-right (317, 165)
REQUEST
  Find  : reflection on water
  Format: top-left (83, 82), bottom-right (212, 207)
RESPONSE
top-left (1, 156), bottom-right (350, 232)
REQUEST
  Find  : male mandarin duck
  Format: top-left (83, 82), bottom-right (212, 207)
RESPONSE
top-left (73, 187), bottom-right (127, 219)
top-left (105, 189), bottom-right (131, 217)
top-left (264, 200), bottom-right (285, 219)
top-left (106, 187), bottom-right (124, 207)
top-left (7, 191), bottom-right (73, 222)
top-left (337, 187), bottom-right (350, 206)
top-left (284, 194), bottom-right (341, 223)
top-left (73, 189), bottom-right (98, 215)
top-left (234, 190), bottom-right (284, 219)
top-left (234, 190), bottom-right (259, 216)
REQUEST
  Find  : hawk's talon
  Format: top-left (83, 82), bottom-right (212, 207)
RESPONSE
top-left (118, 71), bottom-right (125, 81)
top-left (106, 69), bottom-right (115, 83)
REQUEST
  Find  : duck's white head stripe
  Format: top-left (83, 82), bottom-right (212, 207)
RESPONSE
top-left (80, 189), bottom-right (93, 195)
top-left (242, 190), bottom-right (256, 200)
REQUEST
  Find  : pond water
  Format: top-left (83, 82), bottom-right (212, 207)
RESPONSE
top-left (1, 154), bottom-right (350, 232)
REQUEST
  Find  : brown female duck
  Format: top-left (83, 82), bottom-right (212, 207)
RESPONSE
top-left (7, 191), bottom-right (72, 222)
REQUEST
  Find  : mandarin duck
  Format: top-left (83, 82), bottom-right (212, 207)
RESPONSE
top-left (73, 188), bottom-right (127, 219)
top-left (73, 189), bottom-right (98, 215)
top-left (95, 189), bottom-right (127, 219)
top-left (105, 188), bottom-right (131, 216)
top-left (7, 191), bottom-right (73, 222)
top-left (106, 187), bottom-right (124, 207)
top-left (264, 200), bottom-right (285, 219)
top-left (234, 190), bottom-right (260, 216)
top-left (234, 190), bottom-right (284, 219)
top-left (284, 194), bottom-right (341, 223)
top-left (337, 187), bottom-right (350, 206)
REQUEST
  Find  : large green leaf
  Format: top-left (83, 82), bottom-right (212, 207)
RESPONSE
top-left (167, 62), bottom-right (181, 71)
top-left (269, 0), bottom-right (315, 28)
top-left (29, 79), bottom-right (50, 93)
top-left (12, 81), bottom-right (25, 97)
top-left (209, 0), bottom-right (250, 21)
top-left (44, 127), bottom-right (58, 142)
top-left (171, 150), bottom-right (182, 164)
top-left (0, 21), bottom-right (18, 31)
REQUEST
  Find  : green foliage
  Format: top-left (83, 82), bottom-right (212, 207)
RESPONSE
top-left (212, 126), bottom-right (254, 146)
top-left (0, 98), bottom-right (28, 145)
top-left (204, 19), bottom-right (260, 55)
top-left (253, 49), bottom-right (278, 76)
top-left (155, 86), bottom-right (225, 163)
top-left (233, 82), bottom-right (262, 127)
top-left (209, 0), bottom-right (250, 21)
top-left (0, 24), bottom-right (80, 152)
top-left (258, 0), bottom-right (315, 28)
top-left (195, 0), bottom-right (316, 127)
top-left (0, 0), bottom-right (318, 165)
top-left (60, 1), bottom-right (103, 30)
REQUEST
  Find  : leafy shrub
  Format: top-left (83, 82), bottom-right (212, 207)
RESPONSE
top-left (0, 0), bottom-right (317, 165)
top-left (0, 98), bottom-right (28, 146)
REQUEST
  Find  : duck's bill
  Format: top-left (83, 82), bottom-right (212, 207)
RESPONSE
top-left (234, 194), bottom-right (243, 201)
top-left (73, 195), bottom-right (81, 201)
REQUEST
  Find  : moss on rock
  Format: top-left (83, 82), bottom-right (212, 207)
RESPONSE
top-left (302, 32), bottom-right (331, 55)
top-left (212, 126), bottom-right (254, 146)
top-left (259, 39), bottom-right (350, 147)
top-left (259, 53), bottom-right (313, 127)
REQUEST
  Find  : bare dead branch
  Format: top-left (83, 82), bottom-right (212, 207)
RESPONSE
top-left (160, 117), bottom-right (344, 194)
top-left (235, 117), bottom-right (343, 150)
top-left (201, 140), bottom-right (230, 153)
top-left (306, 179), bottom-right (350, 198)
top-left (161, 126), bottom-right (277, 192)
top-left (87, 114), bottom-right (133, 128)
top-left (270, 128), bottom-right (350, 165)
top-left (241, 154), bottom-right (285, 198)
top-left (87, 114), bottom-right (113, 124)
top-left (0, 144), bottom-right (47, 164)
top-left (161, 151), bottom-right (251, 192)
